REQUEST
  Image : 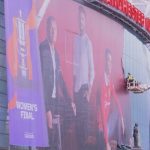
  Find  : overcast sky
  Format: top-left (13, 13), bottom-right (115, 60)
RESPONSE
top-left (128, 0), bottom-right (150, 17)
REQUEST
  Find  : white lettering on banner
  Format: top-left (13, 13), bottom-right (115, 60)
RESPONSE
top-left (16, 101), bottom-right (38, 120)
top-left (21, 111), bottom-right (34, 120)
top-left (24, 132), bottom-right (34, 139)
top-left (16, 101), bottom-right (38, 111)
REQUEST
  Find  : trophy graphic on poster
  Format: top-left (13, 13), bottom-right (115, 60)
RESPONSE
top-left (15, 10), bottom-right (32, 88)
top-left (16, 10), bottom-right (28, 80)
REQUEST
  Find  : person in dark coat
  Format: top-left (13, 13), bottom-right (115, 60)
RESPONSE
top-left (39, 16), bottom-right (74, 150)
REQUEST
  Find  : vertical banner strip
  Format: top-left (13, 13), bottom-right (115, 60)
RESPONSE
top-left (5, 0), bottom-right (48, 147)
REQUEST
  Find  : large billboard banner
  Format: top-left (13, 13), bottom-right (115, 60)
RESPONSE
top-left (37, 0), bottom-right (131, 149)
top-left (5, 0), bottom-right (48, 147)
top-left (5, 0), bottom-right (131, 149)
